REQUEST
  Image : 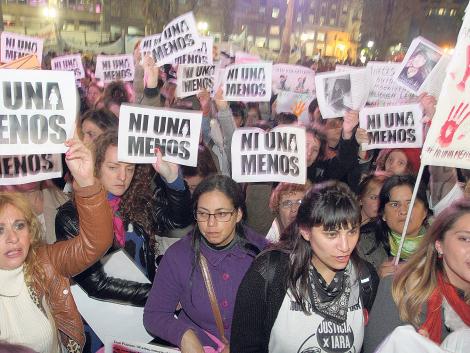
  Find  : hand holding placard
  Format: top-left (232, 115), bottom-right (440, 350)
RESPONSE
top-left (152, 147), bottom-right (179, 183)
top-left (65, 137), bottom-right (95, 188)
top-left (342, 110), bottom-right (359, 140)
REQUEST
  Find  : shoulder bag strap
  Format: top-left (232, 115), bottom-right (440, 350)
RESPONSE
top-left (199, 254), bottom-right (229, 345)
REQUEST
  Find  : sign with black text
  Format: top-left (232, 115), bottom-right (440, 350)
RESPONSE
top-left (223, 62), bottom-right (272, 102)
top-left (174, 36), bottom-right (213, 65)
top-left (231, 126), bottom-right (306, 184)
top-left (95, 54), bottom-right (135, 83)
top-left (0, 69), bottom-right (77, 155)
top-left (140, 12), bottom-right (202, 66)
top-left (51, 54), bottom-right (85, 80)
top-left (0, 154), bottom-right (62, 185)
top-left (0, 32), bottom-right (44, 65)
top-left (359, 103), bottom-right (424, 150)
top-left (117, 104), bottom-right (202, 166)
top-left (176, 64), bottom-right (215, 98)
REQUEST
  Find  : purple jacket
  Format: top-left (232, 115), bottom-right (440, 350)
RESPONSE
top-left (143, 227), bottom-right (267, 348)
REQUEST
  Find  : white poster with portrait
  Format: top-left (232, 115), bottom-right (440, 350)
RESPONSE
top-left (315, 69), bottom-right (369, 119)
top-left (272, 64), bottom-right (316, 95)
top-left (394, 36), bottom-right (443, 95)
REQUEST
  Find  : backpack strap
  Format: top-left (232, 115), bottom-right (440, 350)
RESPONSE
top-left (356, 259), bottom-right (380, 313)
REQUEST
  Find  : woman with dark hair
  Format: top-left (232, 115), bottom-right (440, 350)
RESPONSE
top-left (144, 175), bottom-right (267, 353)
top-left (231, 181), bottom-right (379, 353)
top-left (306, 115), bottom-right (359, 186)
top-left (55, 129), bottom-right (192, 351)
top-left (363, 198), bottom-right (470, 353)
top-left (78, 108), bottom-right (118, 144)
top-left (246, 103), bottom-right (263, 127)
top-left (357, 174), bottom-right (429, 277)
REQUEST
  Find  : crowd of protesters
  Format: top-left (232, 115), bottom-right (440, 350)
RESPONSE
top-left (0, 38), bottom-right (469, 353)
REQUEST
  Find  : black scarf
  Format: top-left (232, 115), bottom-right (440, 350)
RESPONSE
top-left (307, 264), bottom-right (351, 323)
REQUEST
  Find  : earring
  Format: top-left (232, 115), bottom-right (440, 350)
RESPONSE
top-left (437, 251), bottom-right (443, 259)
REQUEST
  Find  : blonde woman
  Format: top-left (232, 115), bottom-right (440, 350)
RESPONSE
top-left (0, 139), bottom-right (113, 353)
top-left (363, 198), bottom-right (470, 352)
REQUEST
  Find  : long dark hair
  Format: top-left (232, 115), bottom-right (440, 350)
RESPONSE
top-left (377, 174), bottom-right (429, 252)
top-left (278, 181), bottom-right (361, 313)
top-left (190, 175), bottom-right (258, 282)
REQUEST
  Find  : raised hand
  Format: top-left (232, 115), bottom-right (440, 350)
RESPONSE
top-left (438, 102), bottom-right (470, 147)
top-left (291, 100), bottom-right (306, 118)
top-left (214, 86), bottom-right (228, 111)
top-left (143, 54), bottom-right (159, 89)
top-left (419, 92), bottom-right (437, 122)
top-left (152, 147), bottom-right (179, 183)
top-left (197, 89), bottom-right (211, 116)
top-left (342, 110), bottom-right (359, 140)
top-left (64, 137), bottom-right (95, 188)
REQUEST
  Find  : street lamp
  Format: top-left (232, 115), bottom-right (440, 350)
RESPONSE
top-left (43, 7), bottom-right (57, 19)
top-left (197, 21), bottom-right (208, 33)
top-left (367, 40), bottom-right (374, 49)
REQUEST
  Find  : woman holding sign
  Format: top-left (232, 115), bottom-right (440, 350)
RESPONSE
top-left (363, 198), bottom-right (470, 353)
top-left (230, 181), bottom-right (379, 353)
top-left (0, 138), bottom-right (113, 353)
top-left (144, 175), bottom-right (267, 353)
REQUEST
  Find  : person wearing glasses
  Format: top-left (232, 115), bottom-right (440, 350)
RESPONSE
top-left (266, 182), bottom-right (311, 243)
top-left (144, 175), bottom-right (267, 353)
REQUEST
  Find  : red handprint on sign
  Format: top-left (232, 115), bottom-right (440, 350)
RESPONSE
top-left (457, 45), bottom-right (470, 91)
top-left (438, 102), bottom-right (470, 147)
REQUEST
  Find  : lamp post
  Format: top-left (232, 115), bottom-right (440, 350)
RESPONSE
top-left (197, 21), bottom-right (209, 35)
top-left (43, 6), bottom-right (62, 52)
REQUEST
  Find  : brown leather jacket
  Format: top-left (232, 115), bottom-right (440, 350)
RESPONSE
top-left (30, 182), bottom-right (113, 352)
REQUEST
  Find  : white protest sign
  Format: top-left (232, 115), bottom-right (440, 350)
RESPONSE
top-left (315, 69), bottom-right (369, 119)
top-left (421, 6), bottom-right (470, 169)
top-left (95, 54), bottom-right (135, 83)
top-left (51, 54), bottom-right (85, 80)
top-left (176, 64), bottom-right (215, 98)
top-left (276, 91), bottom-right (316, 125)
top-left (366, 61), bottom-right (416, 106)
top-left (223, 62), bottom-right (272, 102)
top-left (234, 51), bottom-right (261, 64)
top-left (71, 250), bottom-right (153, 344)
top-left (0, 32), bottom-right (44, 65)
top-left (0, 69), bottom-right (77, 155)
top-left (335, 65), bottom-right (360, 72)
top-left (359, 104), bottom-right (424, 151)
top-left (105, 337), bottom-right (179, 353)
top-left (140, 12), bottom-right (202, 66)
top-left (0, 154), bottom-right (62, 185)
top-left (118, 104), bottom-right (202, 167)
top-left (272, 64), bottom-right (316, 95)
top-left (394, 36), bottom-right (443, 95)
top-left (174, 36), bottom-right (213, 65)
top-left (231, 126), bottom-right (306, 184)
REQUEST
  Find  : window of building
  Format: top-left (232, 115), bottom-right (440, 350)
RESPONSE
top-left (270, 25), bottom-right (280, 35)
top-left (317, 32), bottom-right (325, 41)
top-left (260, 7), bottom-right (266, 14)
top-left (319, 16), bottom-right (325, 25)
top-left (255, 37), bottom-right (266, 48)
top-left (329, 17), bottom-right (336, 26)
top-left (269, 38), bottom-right (281, 50)
top-left (297, 15), bottom-right (302, 22)
top-left (272, 7), bottom-right (280, 18)
top-left (309, 14), bottom-right (314, 24)
top-left (438, 8), bottom-right (446, 16)
top-left (450, 9), bottom-right (457, 16)
top-left (342, 4), bottom-right (348, 12)
top-left (331, 4), bottom-right (337, 10)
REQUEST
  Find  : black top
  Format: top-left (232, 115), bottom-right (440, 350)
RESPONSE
top-left (230, 250), bottom-right (379, 353)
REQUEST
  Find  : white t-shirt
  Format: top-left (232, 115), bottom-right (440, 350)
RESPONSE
top-left (269, 266), bottom-right (364, 353)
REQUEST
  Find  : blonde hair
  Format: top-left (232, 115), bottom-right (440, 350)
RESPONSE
top-left (392, 198), bottom-right (470, 326)
top-left (0, 192), bottom-right (45, 284)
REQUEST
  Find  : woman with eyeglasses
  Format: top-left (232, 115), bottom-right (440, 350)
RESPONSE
top-left (144, 174), bottom-right (267, 353)
top-left (266, 182), bottom-right (311, 243)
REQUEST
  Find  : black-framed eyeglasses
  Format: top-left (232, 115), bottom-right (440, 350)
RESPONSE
top-left (194, 209), bottom-right (236, 222)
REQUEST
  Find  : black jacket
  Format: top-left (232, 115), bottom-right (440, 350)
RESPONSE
top-left (55, 175), bottom-right (192, 306)
top-left (307, 135), bottom-right (359, 186)
top-left (230, 250), bottom-right (379, 353)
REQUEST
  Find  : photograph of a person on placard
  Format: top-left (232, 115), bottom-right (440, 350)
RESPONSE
top-left (325, 74), bottom-right (352, 115)
top-left (397, 43), bottom-right (441, 93)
